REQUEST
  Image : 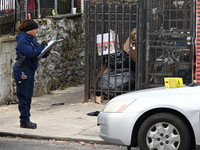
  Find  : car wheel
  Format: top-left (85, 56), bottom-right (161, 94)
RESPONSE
top-left (137, 113), bottom-right (191, 150)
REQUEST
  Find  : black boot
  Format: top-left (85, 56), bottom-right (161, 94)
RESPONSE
top-left (20, 121), bottom-right (37, 129)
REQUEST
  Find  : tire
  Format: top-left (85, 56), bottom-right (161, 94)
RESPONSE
top-left (137, 113), bottom-right (191, 150)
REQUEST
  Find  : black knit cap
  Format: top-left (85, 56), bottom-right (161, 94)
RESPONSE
top-left (19, 19), bottom-right (38, 32)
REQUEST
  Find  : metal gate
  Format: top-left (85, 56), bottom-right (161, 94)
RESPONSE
top-left (84, 0), bottom-right (137, 102)
top-left (144, 0), bottom-right (195, 88)
top-left (84, 0), bottom-right (195, 102)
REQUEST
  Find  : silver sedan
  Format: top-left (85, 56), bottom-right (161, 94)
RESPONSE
top-left (97, 85), bottom-right (200, 150)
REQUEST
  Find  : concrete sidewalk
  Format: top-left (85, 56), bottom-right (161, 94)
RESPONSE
top-left (0, 85), bottom-right (105, 143)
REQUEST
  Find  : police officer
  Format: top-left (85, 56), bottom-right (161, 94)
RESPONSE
top-left (13, 19), bottom-right (48, 129)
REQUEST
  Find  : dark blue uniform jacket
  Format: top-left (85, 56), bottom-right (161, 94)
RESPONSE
top-left (15, 32), bottom-right (45, 70)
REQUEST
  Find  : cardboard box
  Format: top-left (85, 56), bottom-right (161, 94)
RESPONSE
top-left (90, 90), bottom-right (104, 104)
top-left (95, 95), bottom-right (104, 104)
top-left (97, 32), bottom-right (119, 56)
top-left (123, 28), bottom-right (137, 62)
top-left (96, 63), bottom-right (109, 80)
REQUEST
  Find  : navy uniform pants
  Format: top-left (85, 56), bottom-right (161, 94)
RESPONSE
top-left (13, 63), bottom-right (35, 123)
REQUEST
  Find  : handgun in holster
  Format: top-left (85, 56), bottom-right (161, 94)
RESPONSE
top-left (17, 53), bottom-right (27, 68)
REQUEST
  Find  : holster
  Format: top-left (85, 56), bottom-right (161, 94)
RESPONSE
top-left (16, 53), bottom-right (27, 68)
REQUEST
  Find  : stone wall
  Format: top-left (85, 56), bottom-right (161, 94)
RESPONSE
top-left (0, 14), bottom-right (85, 104)
top-left (34, 14), bottom-right (85, 96)
top-left (0, 36), bottom-right (16, 105)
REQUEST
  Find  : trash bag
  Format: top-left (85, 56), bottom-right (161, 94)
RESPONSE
top-left (109, 50), bottom-right (135, 71)
top-left (110, 50), bottom-right (129, 69)
top-left (96, 68), bottom-right (135, 98)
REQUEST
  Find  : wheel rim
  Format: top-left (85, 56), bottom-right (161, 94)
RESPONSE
top-left (146, 122), bottom-right (181, 150)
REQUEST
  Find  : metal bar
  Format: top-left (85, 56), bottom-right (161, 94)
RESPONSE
top-left (24, 0), bottom-right (27, 20)
top-left (145, 0), bottom-right (150, 89)
top-left (107, 4), bottom-right (111, 100)
top-left (93, 4), bottom-right (97, 102)
top-left (135, 2), bottom-right (140, 90)
top-left (128, 5), bottom-right (132, 91)
top-left (136, 0), bottom-right (146, 90)
top-left (37, 0), bottom-right (41, 18)
top-left (114, 4), bottom-right (118, 97)
top-left (191, 0), bottom-right (195, 82)
top-left (84, 0), bottom-right (90, 102)
top-left (19, 0), bottom-right (25, 22)
top-left (121, 4), bottom-right (125, 94)
top-left (103, 0), bottom-right (108, 33)
top-left (54, 0), bottom-right (58, 15)
top-left (100, 3), bottom-right (104, 99)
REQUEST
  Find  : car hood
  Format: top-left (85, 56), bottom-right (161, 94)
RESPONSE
top-left (112, 85), bottom-right (199, 101)
top-left (108, 85), bottom-right (200, 113)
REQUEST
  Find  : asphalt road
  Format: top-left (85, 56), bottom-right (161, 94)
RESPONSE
top-left (0, 137), bottom-right (139, 150)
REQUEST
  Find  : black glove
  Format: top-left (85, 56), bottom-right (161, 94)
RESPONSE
top-left (41, 41), bottom-right (48, 47)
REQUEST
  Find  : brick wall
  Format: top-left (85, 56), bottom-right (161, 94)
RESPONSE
top-left (196, 1), bottom-right (200, 82)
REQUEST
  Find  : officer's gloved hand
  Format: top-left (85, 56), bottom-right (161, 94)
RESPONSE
top-left (41, 41), bottom-right (48, 47)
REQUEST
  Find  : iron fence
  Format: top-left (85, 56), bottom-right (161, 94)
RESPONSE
top-left (84, 1), bottom-right (138, 102)
top-left (20, 0), bottom-right (74, 20)
top-left (0, 0), bottom-right (80, 36)
top-left (84, 0), bottom-right (195, 102)
top-left (0, 0), bottom-right (16, 35)
top-left (144, 0), bottom-right (195, 88)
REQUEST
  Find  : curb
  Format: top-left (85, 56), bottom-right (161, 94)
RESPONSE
top-left (0, 132), bottom-right (106, 144)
